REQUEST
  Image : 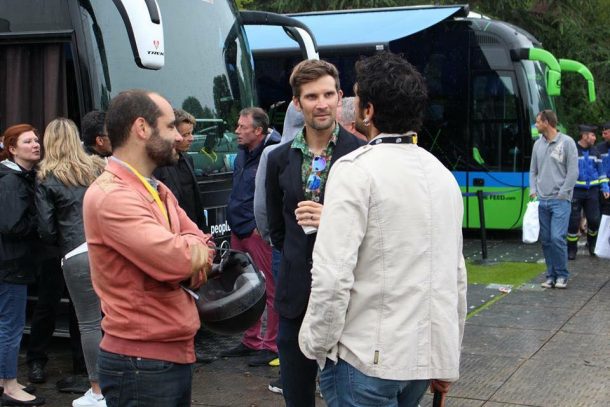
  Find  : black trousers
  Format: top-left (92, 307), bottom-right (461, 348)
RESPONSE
top-left (568, 187), bottom-right (601, 239)
top-left (277, 313), bottom-right (318, 407)
top-left (26, 257), bottom-right (83, 370)
top-left (601, 193), bottom-right (610, 216)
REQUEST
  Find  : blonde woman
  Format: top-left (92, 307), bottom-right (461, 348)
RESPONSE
top-left (36, 118), bottom-right (106, 407)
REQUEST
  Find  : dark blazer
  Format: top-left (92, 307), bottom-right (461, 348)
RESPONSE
top-left (266, 126), bottom-right (365, 318)
top-left (154, 152), bottom-right (205, 229)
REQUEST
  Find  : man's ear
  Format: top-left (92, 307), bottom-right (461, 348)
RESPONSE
top-left (292, 97), bottom-right (302, 112)
top-left (131, 117), bottom-right (149, 140)
top-left (364, 102), bottom-right (374, 123)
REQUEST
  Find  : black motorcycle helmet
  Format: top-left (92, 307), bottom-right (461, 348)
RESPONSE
top-left (195, 249), bottom-right (266, 335)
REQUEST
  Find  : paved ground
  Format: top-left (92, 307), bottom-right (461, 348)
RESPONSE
top-left (12, 237), bottom-right (610, 406)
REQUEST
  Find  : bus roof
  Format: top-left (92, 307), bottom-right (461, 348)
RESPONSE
top-left (245, 5), bottom-right (468, 52)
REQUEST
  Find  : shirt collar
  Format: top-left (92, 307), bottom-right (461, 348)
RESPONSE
top-left (291, 123), bottom-right (339, 153)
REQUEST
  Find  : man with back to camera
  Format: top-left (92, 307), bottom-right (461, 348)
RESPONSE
top-left (83, 89), bottom-right (214, 406)
top-left (81, 110), bottom-right (112, 157)
top-left (529, 110), bottom-right (578, 289)
top-left (266, 59), bottom-right (365, 406)
top-left (298, 51), bottom-right (467, 407)
top-left (153, 108), bottom-right (205, 229)
top-left (596, 121), bottom-right (610, 215)
top-left (566, 124), bottom-right (609, 259)
top-left (221, 107), bottom-right (281, 367)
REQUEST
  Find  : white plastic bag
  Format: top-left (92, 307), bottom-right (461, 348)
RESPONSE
top-left (522, 200), bottom-right (540, 244)
top-left (594, 214), bottom-right (610, 259)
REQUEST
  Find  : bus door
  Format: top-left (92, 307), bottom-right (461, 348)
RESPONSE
top-left (0, 39), bottom-right (81, 133)
top-left (467, 70), bottom-right (527, 229)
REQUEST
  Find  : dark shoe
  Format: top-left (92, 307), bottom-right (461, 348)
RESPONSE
top-left (195, 350), bottom-right (216, 364)
top-left (219, 343), bottom-right (258, 358)
top-left (56, 375), bottom-right (90, 394)
top-left (567, 241), bottom-right (577, 260)
top-left (248, 350), bottom-right (278, 367)
top-left (27, 362), bottom-right (46, 384)
top-left (1, 393), bottom-right (45, 406)
top-left (21, 386), bottom-right (35, 394)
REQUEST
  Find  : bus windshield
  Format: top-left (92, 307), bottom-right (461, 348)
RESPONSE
top-left (81, 0), bottom-right (255, 176)
top-left (521, 60), bottom-right (554, 136)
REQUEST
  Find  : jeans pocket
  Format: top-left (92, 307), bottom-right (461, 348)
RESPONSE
top-left (132, 357), bottom-right (174, 373)
top-left (348, 363), bottom-right (398, 406)
top-left (97, 363), bottom-right (125, 406)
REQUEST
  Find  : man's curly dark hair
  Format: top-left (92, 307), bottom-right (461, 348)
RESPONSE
top-left (355, 52), bottom-right (428, 134)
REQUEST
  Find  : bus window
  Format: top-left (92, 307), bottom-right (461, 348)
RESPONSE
top-left (79, 0), bottom-right (255, 178)
top-left (521, 60), bottom-right (554, 136)
top-left (471, 72), bottom-right (520, 171)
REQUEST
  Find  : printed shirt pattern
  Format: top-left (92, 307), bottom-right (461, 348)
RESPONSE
top-left (291, 124), bottom-right (339, 202)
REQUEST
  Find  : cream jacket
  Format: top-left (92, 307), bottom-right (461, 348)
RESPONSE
top-left (298, 136), bottom-right (467, 381)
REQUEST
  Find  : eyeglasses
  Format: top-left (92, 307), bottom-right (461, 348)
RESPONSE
top-left (306, 155), bottom-right (327, 192)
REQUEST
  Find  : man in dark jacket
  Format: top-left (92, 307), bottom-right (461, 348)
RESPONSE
top-left (266, 59), bottom-right (365, 406)
top-left (221, 107), bottom-right (280, 366)
top-left (153, 109), bottom-right (205, 229)
top-left (81, 111), bottom-right (112, 158)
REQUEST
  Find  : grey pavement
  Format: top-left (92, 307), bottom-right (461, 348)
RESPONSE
top-left (14, 238), bottom-right (610, 406)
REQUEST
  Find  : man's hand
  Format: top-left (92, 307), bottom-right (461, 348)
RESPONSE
top-left (188, 244), bottom-right (213, 289)
top-left (430, 379), bottom-right (452, 407)
top-left (295, 200), bottom-right (323, 228)
top-left (603, 192), bottom-right (610, 199)
top-left (529, 192), bottom-right (537, 199)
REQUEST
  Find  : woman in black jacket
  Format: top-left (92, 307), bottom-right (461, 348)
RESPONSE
top-left (0, 124), bottom-right (45, 406)
top-left (36, 118), bottom-right (106, 407)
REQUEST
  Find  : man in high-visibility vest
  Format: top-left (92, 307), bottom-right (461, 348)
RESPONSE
top-left (567, 124), bottom-right (609, 259)
top-left (596, 121), bottom-right (610, 215)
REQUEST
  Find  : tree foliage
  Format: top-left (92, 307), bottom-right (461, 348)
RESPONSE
top-left (239, 0), bottom-right (610, 134)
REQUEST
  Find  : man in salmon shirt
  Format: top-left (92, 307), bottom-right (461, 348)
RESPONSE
top-left (83, 89), bottom-right (214, 407)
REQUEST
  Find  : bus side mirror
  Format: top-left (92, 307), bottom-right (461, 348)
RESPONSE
top-left (112, 0), bottom-right (165, 70)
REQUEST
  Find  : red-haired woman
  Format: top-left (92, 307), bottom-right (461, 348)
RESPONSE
top-left (0, 124), bottom-right (45, 405)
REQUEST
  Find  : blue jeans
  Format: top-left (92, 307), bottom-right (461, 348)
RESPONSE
top-left (97, 349), bottom-right (193, 407)
top-left (538, 198), bottom-right (571, 281)
top-left (0, 283), bottom-right (27, 379)
top-left (320, 359), bottom-right (429, 407)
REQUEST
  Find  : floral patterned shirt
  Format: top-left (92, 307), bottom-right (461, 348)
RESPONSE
top-left (291, 124), bottom-right (339, 202)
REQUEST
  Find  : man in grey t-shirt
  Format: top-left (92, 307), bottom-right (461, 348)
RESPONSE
top-left (529, 109), bottom-right (578, 289)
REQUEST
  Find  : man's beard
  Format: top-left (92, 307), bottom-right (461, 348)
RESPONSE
top-left (146, 126), bottom-right (177, 167)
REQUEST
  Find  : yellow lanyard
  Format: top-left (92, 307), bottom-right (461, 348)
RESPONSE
top-left (123, 162), bottom-right (169, 224)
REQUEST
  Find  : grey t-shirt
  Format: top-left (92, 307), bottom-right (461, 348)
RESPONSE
top-left (529, 132), bottom-right (578, 201)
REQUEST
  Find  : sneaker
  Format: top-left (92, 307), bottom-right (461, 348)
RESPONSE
top-left (541, 278), bottom-right (555, 288)
top-left (268, 378), bottom-right (282, 395)
top-left (72, 388), bottom-right (106, 407)
top-left (248, 350), bottom-right (278, 367)
top-left (555, 278), bottom-right (568, 289)
top-left (220, 343), bottom-right (259, 358)
top-left (268, 357), bottom-right (280, 367)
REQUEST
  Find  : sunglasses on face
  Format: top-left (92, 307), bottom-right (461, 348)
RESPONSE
top-left (306, 155), bottom-right (327, 192)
